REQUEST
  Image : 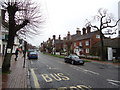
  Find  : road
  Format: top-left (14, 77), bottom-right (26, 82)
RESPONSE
top-left (27, 52), bottom-right (120, 89)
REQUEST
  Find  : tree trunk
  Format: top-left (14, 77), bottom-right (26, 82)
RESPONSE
top-left (2, 10), bottom-right (16, 73)
top-left (2, 31), bottom-right (15, 72)
top-left (100, 30), bottom-right (105, 60)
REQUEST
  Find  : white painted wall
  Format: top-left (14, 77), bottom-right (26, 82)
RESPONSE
top-left (108, 47), bottom-right (113, 61)
top-left (0, 9), bottom-right (2, 54)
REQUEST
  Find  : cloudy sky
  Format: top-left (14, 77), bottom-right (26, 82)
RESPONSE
top-left (28, 0), bottom-right (120, 46)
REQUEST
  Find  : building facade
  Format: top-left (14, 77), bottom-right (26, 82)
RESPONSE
top-left (72, 27), bottom-right (101, 57)
top-left (0, 9), bottom-right (21, 55)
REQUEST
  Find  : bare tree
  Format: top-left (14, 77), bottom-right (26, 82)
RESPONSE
top-left (86, 8), bottom-right (120, 60)
top-left (64, 32), bottom-right (73, 55)
top-left (65, 39), bottom-right (73, 55)
top-left (1, 0), bottom-right (45, 72)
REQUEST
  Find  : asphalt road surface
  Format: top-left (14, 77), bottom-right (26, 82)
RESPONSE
top-left (27, 52), bottom-right (120, 89)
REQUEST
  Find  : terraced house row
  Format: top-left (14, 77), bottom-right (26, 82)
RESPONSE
top-left (40, 26), bottom-right (120, 61)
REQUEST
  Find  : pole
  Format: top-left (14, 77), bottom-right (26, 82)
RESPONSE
top-left (23, 41), bottom-right (27, 68)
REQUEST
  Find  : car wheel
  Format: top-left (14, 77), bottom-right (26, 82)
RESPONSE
top-left (80, 62), bottom-right (84, 65)
top-left (81, 63), bottom-right (84, 65)
top-left (64, 60), bottom-right (67, 63)
top-left (71, 61), bottom-right (74, 65)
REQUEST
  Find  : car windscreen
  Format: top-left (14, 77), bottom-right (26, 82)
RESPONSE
top-left (30, 52), bottom-right (37, 54)
top-left (72, 55), bottom-right (79, 59)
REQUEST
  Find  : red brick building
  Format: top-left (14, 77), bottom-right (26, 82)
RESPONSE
top-left (71, 26), bottom-right (101, 56)
top-left (41, 26), bottom-right (106, 57)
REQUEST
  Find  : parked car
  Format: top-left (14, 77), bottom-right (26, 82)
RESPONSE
top-left (64, 54), bottom-right (84, 65)
top-left (27, 49), bottom-right (36, 57)
top-left (28, 51), bottom-right (38, 59)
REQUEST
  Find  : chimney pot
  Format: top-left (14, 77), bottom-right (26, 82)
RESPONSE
top-left (53, 35), bottom-right (56, 40)
top-left (82, 28), bottom-right (86, 34)
top-left (58, 35), bottom-right (61, 40)
top-left (67, 31), bottom-right (71, 40)
top-left (76, 28), bottom-right (81, 35)
top-left (86, 26), bottom-right (91, 33)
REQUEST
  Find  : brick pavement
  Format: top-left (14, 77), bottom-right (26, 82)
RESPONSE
top-left (2, 54), bottom-right (29, 89)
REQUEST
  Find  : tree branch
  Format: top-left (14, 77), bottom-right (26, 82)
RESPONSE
top-left (102, 19), bottom-right (120, 29)
top-left (91, 25), bottom-right (99, 31)
top-left (15, 19), bottom-right (29, 31)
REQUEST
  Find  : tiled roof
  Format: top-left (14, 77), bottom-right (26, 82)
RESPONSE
top-left (54, 39), bottom-right (63, 44)
top-left (71, 31), bottom-right (99, 41)
top-left (94, 37), bottom-right (120, 48)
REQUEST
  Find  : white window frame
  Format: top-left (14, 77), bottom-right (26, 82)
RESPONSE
top-left (96, 35), bottom-right (100, 38)
top-left (79, 42), bottom-right (82, 46)
top-left (86, 48), bottom-right (89, 53)
top-left (85, 41), bottom-right (89, 46)
top-left (74, 43), bottom-right (76, 47)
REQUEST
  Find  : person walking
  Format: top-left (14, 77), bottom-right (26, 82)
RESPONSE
top-left (15, 48), bottom-right (19, 61)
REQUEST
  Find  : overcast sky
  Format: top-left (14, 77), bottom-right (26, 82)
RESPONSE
top-left (27, 0), bottom-right (120, 46)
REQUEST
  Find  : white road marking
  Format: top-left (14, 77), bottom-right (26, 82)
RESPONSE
top-left (108, 82), bottom-right (119, 86)
top-left (83, 69), bottom-right (100, 75)
top-left (49, 67), bottom-right (56, 69)
top-left (31, 60), bottom-right (33, 64)
top-left (70, 66), bottom-right (99, 75)
top-left (107, 79), bottom-right (120, 86)
top-left (107, 79), bottom-right (120, 83)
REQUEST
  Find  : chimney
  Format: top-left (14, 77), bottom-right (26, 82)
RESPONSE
top-left (48, 38), bottom-right (51, 41)
top-left (76, 28), bottom-right (81, 35)
top-left (86, 26), bottom-right (91, 33)
top-left (53, 35), bottom-right (56, 40)
top-left (67, 31), bottom-right (71, 40)
top-left (58, 35), bottom-right (61, 40)
top-left (82, 28), bottom-right (86, 35)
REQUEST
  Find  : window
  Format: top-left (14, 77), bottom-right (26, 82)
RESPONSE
top-left (85, 41), bottom-right (89, 46)
top-left (86, 48), bottom-right (89, 53)
top-left (74, 43), bottom-right (76, 47)
top-left (79, 42), bottom-right (82, 46)
top-left (96, 35), bottom-right (100, 38)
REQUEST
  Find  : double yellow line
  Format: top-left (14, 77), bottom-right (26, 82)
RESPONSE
top-left (30, 68), bottom-right (40, 88)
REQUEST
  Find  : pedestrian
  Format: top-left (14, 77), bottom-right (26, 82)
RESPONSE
top-left (15, 48), bottom-right (19, 61)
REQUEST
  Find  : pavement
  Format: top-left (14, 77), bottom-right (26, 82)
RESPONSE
top-left (83, 58), bottom-right (120, 66)
top-left (0, 53), bottom-right (120, 89)
top-left (1, 54), bottom-right (29, 89)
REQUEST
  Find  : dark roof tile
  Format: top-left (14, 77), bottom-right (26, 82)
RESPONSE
top-left (71, 31), bottom-right (99, 41)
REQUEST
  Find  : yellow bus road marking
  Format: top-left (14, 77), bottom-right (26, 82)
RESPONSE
top-left (56, 85), bottom-right (92, 90)
top-left (30, 68), bottom-right (40, 88)
top-left (41, 74), bottom-right (53, 83)
top-left (41, 73), bottom-right (70, 82)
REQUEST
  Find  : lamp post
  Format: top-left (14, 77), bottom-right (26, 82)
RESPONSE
top-left (23, 40), bottom-right (27, 68)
